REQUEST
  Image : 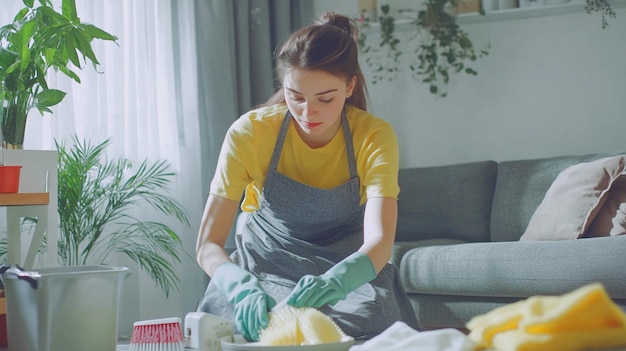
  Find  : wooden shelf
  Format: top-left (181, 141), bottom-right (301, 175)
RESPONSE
top-left (361, 0), bottom-right (625, 27)
top-left (458, 0), bottom-right (626, 24)
top-left (0, 193), bottom-right (49, 206)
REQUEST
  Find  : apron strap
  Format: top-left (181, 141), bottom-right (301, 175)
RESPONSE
top-left (267, 110), bottom-right (292, 173)
top-left (340, 109), bottom-right (358, 180)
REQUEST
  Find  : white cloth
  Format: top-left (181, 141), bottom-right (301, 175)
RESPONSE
top-left (350, 322), bottom-right (476, 351)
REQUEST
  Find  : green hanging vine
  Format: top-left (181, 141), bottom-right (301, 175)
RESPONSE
top-left (358, 2), bottom-right (490, 97)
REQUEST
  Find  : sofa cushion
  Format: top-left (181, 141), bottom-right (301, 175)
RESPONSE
top-left (398, 236), bottom-right (626, 299)
top-left (520, 155), bottom-right (626, 241)
top-left (490, 153), bottom-right (620, 242)
top-left (396, 161), bottom-right (497, 243)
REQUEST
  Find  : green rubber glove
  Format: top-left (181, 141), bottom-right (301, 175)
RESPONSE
top-left (287, 251), bottom-right (377, 308)
top-left (212, 262), bottom-right (276, 341)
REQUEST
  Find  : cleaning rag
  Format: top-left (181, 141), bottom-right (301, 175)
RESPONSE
top-left (466, 283), bottom-right (626, 351)
top-left (350, 321), bottom-right (476, 351)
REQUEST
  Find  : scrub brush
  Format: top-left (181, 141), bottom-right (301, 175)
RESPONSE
top-left (129, 317), bottom-right (184, 351)
top-left (298, 308), bottom-right (344, 345)
top-left (258, 306), bottom-right (346, 346)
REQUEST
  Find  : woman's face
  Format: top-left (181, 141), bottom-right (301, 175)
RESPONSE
top-left (283, 69), bottom-right (356, 148)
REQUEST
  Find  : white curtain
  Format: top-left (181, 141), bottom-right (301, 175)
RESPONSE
top-left (1, 0), bottom-right (208, 338)
top-left (2, 0), bottom-right (313, 339)
top-left (23, 0), bottom-right (183, 162)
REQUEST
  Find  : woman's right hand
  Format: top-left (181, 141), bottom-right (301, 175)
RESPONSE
top-left (213, 262), bottom-right (277, 341)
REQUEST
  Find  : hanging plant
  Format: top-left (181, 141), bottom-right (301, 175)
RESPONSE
top-left (358, 2), bottom-right (489, 97)
top-left (358, 4), bottom-right (402, 84)
top-left (585, 0), bottom-right (616, 29)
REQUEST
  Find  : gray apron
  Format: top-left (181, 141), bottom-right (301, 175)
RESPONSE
top-left (197, 110), bottom-right (420, 340)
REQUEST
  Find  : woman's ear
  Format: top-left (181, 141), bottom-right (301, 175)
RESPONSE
top-left (346, 76), bottom-right (357, 98)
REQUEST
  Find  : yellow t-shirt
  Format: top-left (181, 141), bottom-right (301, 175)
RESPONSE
top-left (210, 104), bottom-right (399, 212)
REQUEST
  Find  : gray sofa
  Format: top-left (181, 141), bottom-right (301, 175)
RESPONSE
top-left (393, 152), bottom-right (626, 329)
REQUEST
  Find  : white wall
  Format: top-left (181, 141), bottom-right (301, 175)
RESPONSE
top-left (313, 0), bottom-right (626, 168)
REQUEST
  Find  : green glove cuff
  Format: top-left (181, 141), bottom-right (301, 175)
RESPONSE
top-left (212, 262), bottom-right (258, 304)
top-left (322, 251), bottom-right (377, 295)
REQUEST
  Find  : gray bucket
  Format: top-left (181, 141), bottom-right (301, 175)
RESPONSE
top-left (0, 265), bottom-right (130, 351)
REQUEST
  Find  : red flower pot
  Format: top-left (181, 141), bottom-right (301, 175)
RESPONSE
top-left (0, 165), bottom-right (22, 193)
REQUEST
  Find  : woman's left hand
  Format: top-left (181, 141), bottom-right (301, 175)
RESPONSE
top-left (288, 274), bottom-right (345, 308)
top-left (287, 251), bottom-right (377, 308)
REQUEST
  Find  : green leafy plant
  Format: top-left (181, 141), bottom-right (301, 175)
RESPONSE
top-left (56, 136), bottom-right (190, 297)
top-left (0, 0), bottom-right (117, 148)
top-left (413, 0), bottom-right (490, 97)
top-left (358, 2), bottom-right (489, 97)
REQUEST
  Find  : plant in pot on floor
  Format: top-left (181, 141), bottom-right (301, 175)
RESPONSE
top-left (54, 136), bottom-right (190, 297)
top-left (0, 0), bottom-right (117, 149)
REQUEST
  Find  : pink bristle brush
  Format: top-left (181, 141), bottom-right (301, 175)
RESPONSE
top-left (129, 317), bottom-right (184, 351)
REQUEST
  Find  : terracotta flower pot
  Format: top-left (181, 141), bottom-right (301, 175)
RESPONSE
top-left (0, 165), bottom-right (22, 193)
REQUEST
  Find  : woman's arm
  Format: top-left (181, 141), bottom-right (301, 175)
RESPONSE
top-left (195, 194), bottom-right (241, 277)
top-left (197, 194), bottom-right (277, 341)
top-left (360, 196), bottom-right (398, 272)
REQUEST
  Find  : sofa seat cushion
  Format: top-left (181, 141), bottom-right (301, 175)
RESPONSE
top-left (398, 236), bottom-right (626, 299)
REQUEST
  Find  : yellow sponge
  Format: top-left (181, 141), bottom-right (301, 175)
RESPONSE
top-left (258, 306), bottom-right (345, 346)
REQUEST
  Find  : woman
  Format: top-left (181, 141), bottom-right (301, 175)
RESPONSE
top-left (196, 12), bottom-right (420, 342)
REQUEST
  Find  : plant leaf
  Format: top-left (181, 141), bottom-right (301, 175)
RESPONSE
top-left (17, 21), bottom-right (36, 72)
top-left (63, 32), bottom-right (81, 67)
top-left (62, 0), bottom-right (78, 21)
top-left (58, 65), bottom-right (81, 83)
top-left (72, 29), bottom-right (99, 65)
top-left (14, 7), bottom-right (30, 21)
top-left (35, 88), bottom-right (66, 107)
top-left (80, 23), bottom-right (118, 41)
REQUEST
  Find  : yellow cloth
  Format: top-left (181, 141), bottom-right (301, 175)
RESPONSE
top-left (466, 283), bottom-right (626, 351)
top-left (209, 104), bottom-right (400, 211)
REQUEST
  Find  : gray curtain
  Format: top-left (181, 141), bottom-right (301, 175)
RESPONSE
top-left (192, 1), bottom-right (313, 198)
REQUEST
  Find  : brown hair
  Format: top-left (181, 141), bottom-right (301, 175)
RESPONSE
top-left (263, 12), bottom-right (369, 111)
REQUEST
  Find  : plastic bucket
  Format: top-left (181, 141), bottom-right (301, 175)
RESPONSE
top-left (0, 265), bottom-right (130, 351)
top-left (0, 166), bottom-right (22, 193)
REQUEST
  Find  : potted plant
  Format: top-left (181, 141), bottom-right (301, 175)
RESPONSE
top-left (0, 0), bottom-right (117, 149)
top-left (0, 148), bottom-right (22, 193)
top-left (0, 137), bottom-right (189, 296)
top-left (358, 2), bottom-right (489, 97)
top-left (53, 136), bottom-right (190, 297)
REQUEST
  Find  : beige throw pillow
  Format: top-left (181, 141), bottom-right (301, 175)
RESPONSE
top-left (520, 155), bottom-right (626, 241)
top-left (586, 175), bottom-right (626, 237)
